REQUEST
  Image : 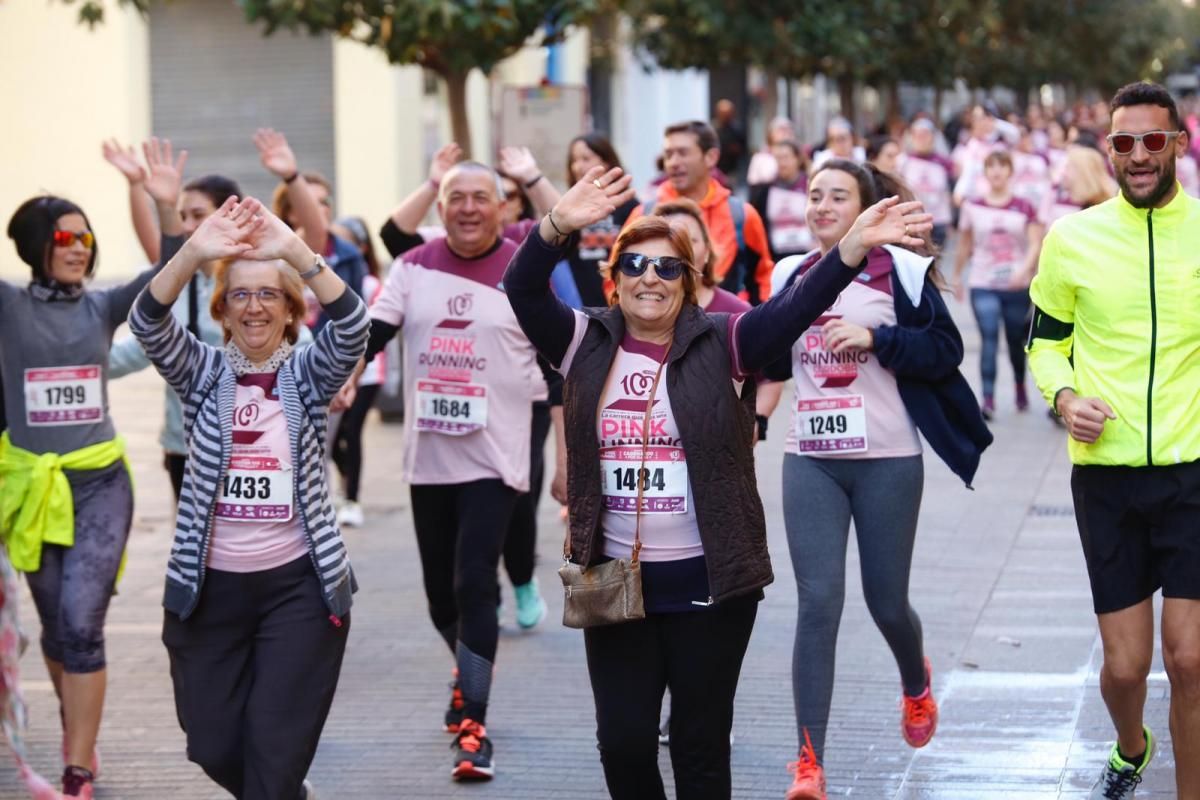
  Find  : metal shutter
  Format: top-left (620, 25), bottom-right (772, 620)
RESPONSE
top-left (149, 0), bottom-right (336, 206)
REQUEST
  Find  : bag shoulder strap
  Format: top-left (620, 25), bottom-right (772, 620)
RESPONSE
top-left (728, 196), bottom-right (746, 252)
top-left (562, 338), bottom-right (671, 565)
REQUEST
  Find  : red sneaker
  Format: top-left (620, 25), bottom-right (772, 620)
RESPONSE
top-left (444, 669), bottom-right (465, 734)
top-left (785, 728), bottom-right (826, 800)
top-left (450, 719), bottom-right (494, 781)
top-left (901, 657), bottom-right (938, 748)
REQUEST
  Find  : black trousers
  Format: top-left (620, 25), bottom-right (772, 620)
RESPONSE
top-left (332, 383), bottom-right (381, 502)
top-left (583, 595), bottom-right (758, 800)
top-left (410, 479), bottom-right (520, 722)
top-left (162, 557), bottom-right (349, 800)
top-left (164, 451), bottom-right (186, 503)
top-left (502, 402), bottom-right (552, 587)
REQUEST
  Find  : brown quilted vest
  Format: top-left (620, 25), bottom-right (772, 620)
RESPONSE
top-left (563, 303), bottom-right (773, 603)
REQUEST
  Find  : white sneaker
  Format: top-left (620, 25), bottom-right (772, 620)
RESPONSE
top-left (337, 501), bottom-right (364, 528)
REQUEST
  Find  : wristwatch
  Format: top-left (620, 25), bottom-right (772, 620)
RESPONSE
top-left (298, 254), bottom-right (328, 280)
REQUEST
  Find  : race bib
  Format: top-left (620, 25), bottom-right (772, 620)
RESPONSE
top-left (416, 379), bottom-right (488, 435)
top-left (216, 455), bottom-right (294, 522)
top-left (600, 445), bottom-right (689, 514)
top-left (24, 366), bottom-right (103, 426)
top-left (796, 395), bottom-right (868, 454)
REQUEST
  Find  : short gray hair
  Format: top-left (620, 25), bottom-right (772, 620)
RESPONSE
top-left (439, 161), bottom-right (505, 204)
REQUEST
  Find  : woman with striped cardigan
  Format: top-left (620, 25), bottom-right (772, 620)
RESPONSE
top-left (129, 197), bottom-right (368, 800)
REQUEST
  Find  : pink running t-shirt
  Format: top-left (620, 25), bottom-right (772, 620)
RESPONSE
top-left (559, 326), bottom-right (704, 562)
top-left (370, 238), bottom-right (547, 492)
top-left (209, 373), bottom-right (309, 573)
top-left (781, 250), bottom-right (921, 460)
top-left (958, 197), bottom-right (1038, 290)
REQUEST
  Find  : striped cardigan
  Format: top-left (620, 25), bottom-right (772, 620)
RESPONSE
top-left (129, 285), bottom-right (369, 621)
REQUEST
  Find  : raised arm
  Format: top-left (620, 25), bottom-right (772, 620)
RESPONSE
top-left (102, 138), bottom-right (160, 262)
top-left (735, 196), bottom-right (933, 374)
top-left (103, 138), bottom-right (190, 323)
top-left (504, 166), bottom-right (634, 367)
top-left (380, 142), bottom-right (462, 256)
top-left (254, 128), bottom-right (327, 255)
top-left (129, 197), bottom-right (258, 396)
top-left (498, 146), bottom-right (562, 217)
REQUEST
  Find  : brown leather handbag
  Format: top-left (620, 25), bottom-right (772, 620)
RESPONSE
top-left (559, 341), bottom-right (670, 629)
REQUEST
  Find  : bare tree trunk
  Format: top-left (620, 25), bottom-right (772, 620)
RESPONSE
top-left (887, 81), bottom-right (901, 122)
top-left (444, 68), bottom-right (473, 159)
top-left (837, 75), bottom-right (856, 128)
top-left (934, 85), bottom-right (944, 123)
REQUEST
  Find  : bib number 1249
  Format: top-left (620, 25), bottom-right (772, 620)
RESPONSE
top-left (795, 395), bottom-right (868, 453)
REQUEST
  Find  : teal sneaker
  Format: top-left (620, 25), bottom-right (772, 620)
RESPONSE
top-left (513, 579), bottom-right (547, 630)
top-left (1089, 725), bottom-right (1155, 799)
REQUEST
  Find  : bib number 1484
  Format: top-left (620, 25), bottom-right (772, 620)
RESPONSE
top-left (610, 466), bottom-right (666, 493)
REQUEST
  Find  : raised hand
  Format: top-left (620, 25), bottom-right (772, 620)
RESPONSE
top-left (838, 196), bottom-right (932, 267)
top-left (254, 128), bottom-right (298, 179)
top-left (142, 137), bottom-right (188, 206)
top-left (102, 139), bottom-right (146, 184)
top-left (549, 166), bottom-right (636, 233)
top-left (185, 196), bottom-right (261, 262)
top-left (238, 198), bottom-right (308, 265)
top-left (498, 146), bottom-right (541, 185)
top-left (430, 143), bottom-right (463, 185)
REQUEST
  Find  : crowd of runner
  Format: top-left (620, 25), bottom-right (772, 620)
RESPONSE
top-left (0, 79), bottom-right (1195, 800)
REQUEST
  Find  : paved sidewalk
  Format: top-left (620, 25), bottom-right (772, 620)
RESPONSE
top-left (0, 319), bottom-right (1178, 798)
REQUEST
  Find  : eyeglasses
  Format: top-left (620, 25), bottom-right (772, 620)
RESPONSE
top-left (1107, 130), bottom-right (1181, 155)
top-left (52, 230), bottom-right (94, 249)
top-left (225, 288), bottom-right (285, 307)
top-left (615, 252), bottom-right (687, 281)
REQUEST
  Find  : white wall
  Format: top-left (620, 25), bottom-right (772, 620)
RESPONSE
top-left (0, 2), bottom-right (150, 279)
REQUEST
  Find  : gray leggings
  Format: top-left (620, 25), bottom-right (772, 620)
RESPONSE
top-left (782, 453), bottom-right (926, 759)
top-left (25, 462), bottom-right (132, 674)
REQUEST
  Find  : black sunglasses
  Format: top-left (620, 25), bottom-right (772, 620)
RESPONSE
top-left (615, 252), bottom-right (687, 281)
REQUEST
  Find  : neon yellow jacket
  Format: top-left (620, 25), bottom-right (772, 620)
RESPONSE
top-left (0, 432), bottom-right (128, 572)
top-left (1028, 184), bottom-right (1200, 466)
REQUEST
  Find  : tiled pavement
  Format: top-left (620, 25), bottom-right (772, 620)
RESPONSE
top-left (0, 307), bottom-right (1178, 799)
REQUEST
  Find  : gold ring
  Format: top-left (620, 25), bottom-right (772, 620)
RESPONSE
top-left (593, 178), bottom-right (604, 189)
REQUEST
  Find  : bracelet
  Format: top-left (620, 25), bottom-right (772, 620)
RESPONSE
top-left (298, 254), bottom-right (327, 280)
top-left (283, 172), bottom-right (300, 184)
top-left (546, 209), bottom-right (568, 239)
top-left (523, 174), bottom-right (544, 189)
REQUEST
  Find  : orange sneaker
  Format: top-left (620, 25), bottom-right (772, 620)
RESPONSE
top-left (444, 669), bottom-right (465, 733)
top-left (901, 657), bottom-right (938, 748)
top-left (785, 728), bottom-right (826, 800)
top-left (450, 719), bottom-right (494, 781)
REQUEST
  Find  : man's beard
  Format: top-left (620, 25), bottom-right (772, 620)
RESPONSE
top-left (1118, 160), bottom-right (1176, 209)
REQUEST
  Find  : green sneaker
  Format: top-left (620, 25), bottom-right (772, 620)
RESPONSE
top-left (513, 579), bottom-right (547, 630)
top-left (1089, 725), bottom-right (1155, 799)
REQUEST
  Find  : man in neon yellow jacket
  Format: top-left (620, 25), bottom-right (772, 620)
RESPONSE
top-left (1028, 81), bottom-right (1200, 800)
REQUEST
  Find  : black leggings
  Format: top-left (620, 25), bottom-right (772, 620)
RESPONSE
top-left (410, 479), bottom-right (520, 723)
top-left (583, 595), bottom-right (758, 800)
top-left (502, 403), bottom-right (551, 587)
top-left (163, 557), bottom-right (348, 800)
top-left (331, 383), bottom-right (381, 502)
top-left (26, 463), bottom-right (132, 674)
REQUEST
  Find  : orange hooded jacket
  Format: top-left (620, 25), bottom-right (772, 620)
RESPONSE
top-left (623, 178), bottom-right (775, 302)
